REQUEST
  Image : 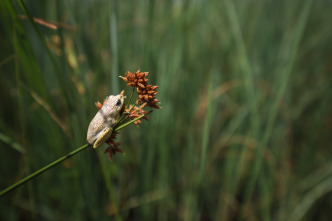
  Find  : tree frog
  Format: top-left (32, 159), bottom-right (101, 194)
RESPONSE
top-left (87, 92), bottom-right (125, 148)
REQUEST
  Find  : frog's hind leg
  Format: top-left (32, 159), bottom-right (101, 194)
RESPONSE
top-left (93, 127), bottom-right (113, 149)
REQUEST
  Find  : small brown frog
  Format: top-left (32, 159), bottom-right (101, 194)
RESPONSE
top-left (87, 92), bottom-right (125, 148)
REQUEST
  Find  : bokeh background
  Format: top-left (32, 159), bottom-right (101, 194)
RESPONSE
top-left (1, 0), bottom-right (332, 220)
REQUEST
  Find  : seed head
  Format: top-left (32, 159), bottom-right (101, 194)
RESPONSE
top-left (120, 70), bottom-right (161, 109)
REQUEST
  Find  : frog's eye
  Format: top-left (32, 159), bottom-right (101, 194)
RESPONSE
top-left (116, 99), bottom-right (122, 106)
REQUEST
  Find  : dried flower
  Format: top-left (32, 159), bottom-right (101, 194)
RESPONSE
top-left (120, 70), bottom-right (161, 109)
top-left (104, 132), bottom-right (123, 159)
top-left (126, 104), bottom-right (149, 126)
top-left (95, 102), bottom-right (103, 110)
top-left (94, 97), bottom-right (110, 110)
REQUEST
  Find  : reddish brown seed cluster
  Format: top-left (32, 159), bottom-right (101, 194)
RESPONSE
top-left (120, 70), bottom-right (161, 109)
top-left (104, 132), bottom-right (123, 159)
top-left (126, 104), bottom-right (149, 126)
top-left (95, 101), bottom-right (103, 110)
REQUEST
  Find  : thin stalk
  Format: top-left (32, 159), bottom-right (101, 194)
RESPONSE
top-left (0, 107), bottom-right (150, 198)
top-left (110, 0), bottom-right (119, 93)
top-left (120, 102), bottom-right (147, 124)
top-left (117, 103), bottom-right (137, 126)
top-left (126, 86), bottom-right (135, 107)
top-left (97, 151), bottom-right (122, 221)
top-left (115, 112), bottom-right (152, 131)
top-left (243, 0), bottom-right (313, 203)
top-left (0, 144), bottom-right (89, 197)
top-left (198, 84), bottom-right (213, 184)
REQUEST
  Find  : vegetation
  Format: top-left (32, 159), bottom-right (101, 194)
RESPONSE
top-left (1, 0), bottom-right (332, 220)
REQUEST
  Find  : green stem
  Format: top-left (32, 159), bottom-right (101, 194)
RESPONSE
top-left (114, 112), bottom-right (151, 131)
top-left (126, 86), bottom-right (135, 107)
top-left (0, 109), bottom-right (151, 198)
top-left (0, 143), bottom-right (90, 197)
top-left (117, 102), bottom-right (138, 126)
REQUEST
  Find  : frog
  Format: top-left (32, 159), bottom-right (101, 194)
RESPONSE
top-left (87, 91), bottom-right (125, 148)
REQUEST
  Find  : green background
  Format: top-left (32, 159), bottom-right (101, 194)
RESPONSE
top-left (1, 0), bottom-right (332, 220)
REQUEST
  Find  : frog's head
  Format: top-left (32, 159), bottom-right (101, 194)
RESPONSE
top-left (105, 91), bottom-right (126, 115)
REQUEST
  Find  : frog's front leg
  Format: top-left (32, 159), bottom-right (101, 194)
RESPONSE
top-left (93, 127), bottom-right (113, 149)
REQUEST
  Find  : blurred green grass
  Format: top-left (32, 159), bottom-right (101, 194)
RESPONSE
top-left (1, 0), bottom-right (332, 220)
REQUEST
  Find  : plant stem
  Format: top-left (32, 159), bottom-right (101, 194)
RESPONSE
top-left (0, 110), bottom-right (150, 197)
top-left (0, 143), bottom-right (90, 197)
top-left (114, 112), bottom-right (152, 131)
top-left (126, 86), bottom-right (135, 107)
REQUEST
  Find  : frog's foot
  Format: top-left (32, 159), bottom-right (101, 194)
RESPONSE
top-left (104, 145), bottom-right (124, 159)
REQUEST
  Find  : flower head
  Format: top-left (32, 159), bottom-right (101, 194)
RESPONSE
top-left (126, 104), bottom-right (149, 126)
top-left (104, 131), bottom-right (123, 159)
top-left (120, 70), bottom-right (161, 109)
